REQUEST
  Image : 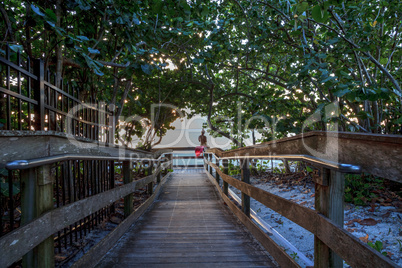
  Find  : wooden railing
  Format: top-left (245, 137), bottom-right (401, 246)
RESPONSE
top-left (0, 152), bottom-right (173, 268)
top-left (204, 152), bottom-right (397, 268)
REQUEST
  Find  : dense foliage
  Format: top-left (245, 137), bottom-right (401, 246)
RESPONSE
top-left (1, 0), bottom-right (401, 148)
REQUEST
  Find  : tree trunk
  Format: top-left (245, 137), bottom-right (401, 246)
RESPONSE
top-left (115, 79), bottom-right (132, 122)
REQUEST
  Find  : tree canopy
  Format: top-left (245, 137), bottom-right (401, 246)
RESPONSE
top-left (1, 0), bottom-right (401, 149)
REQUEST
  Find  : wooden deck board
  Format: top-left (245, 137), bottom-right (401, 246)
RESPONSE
top-left (97, 172), bottom-right (277, 267)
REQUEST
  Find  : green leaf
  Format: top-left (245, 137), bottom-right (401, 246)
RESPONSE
top-left (46, 21), bottom-right (55, 27)
top-left (328, 38), bottom-right (339, 44)
top-left (9, 44), bottom-right (23, 53)
top-left (88, 47), bottom-right (100, 54)
top-left (356, 111), bottom-right (374, 120)
top-left (82, 53), bottom-right (104, 76)
top-left (0, 168), bottom-right (8, 177)
top-left (153, 0), bottom-right (163, 13)
top-left (201, 5), bottom-right (209, 17)
top-left (193, 58), bottom-right (204, 64)
top-left (116, 17), bottom-right (124, 24)
top-left (334, 88), bottom-right (350, 97)
top-left (306, 166), bottom-right (313, 172)
top-left (31, 4), bottom-right (45, 16)
top-left (296, 2), bottom-right (309, 14)
top-left (132, 14), bottom-right (140, 25)
top-left (312, 5), bottom-right (329, 23)
top-left (76, 0), bottom-right (91, 11)
top-left (0, 182), bottom-right (20, 197)
top-left (321, 76), bottom-right (336, 83)
top-left (393, 117), bottom-right (402, 124)
top-left (93, 68), bottom-right (104, 76)
top-left (45, 9), bottom-right (57, 21)
top-left (141, 64), bottom-right (152, 75)
top-left (379, 58), bottom-right (388, 65)
top-left (77, 35), bottom-right (90, 42)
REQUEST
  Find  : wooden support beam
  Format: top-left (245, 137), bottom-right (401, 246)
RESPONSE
top-left (36, 165), bottom-right (55, 268)
top-left (21, 169), bottom-right (36, 268)
top-left (156, 163), bottom-right (161, 183)
top-left (314, 168), bottom-right (344, 268)
top-left (241, 158), bottom-right (250, 217)
top-left (215, 157), bottom-right (220, 184)
top-left (147, 161), bottom-right (153, 195)
top-left (168, 153), bottom-right (173, 170)
top-left (222, 159), bottom-right (229, 196)
top-left (209, 154), bottom-right (213, 176)
top-left (123, 161), bottom-right (133, 218)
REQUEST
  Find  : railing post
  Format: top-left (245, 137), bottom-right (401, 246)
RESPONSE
top-left (209, 154), bottom-right (213, 176)
top-left (108, 109), bottom-right (115, 145)
top-left (123, 161), bottom-right (133, 218)
top-left (36, 165), bottom-right (55, 268)
top-left (222, 159), bottom-right (229, 196)
top-left (314, 168), bottom-right (344, 268)
top-left (168, 153), bottom-right (173, 171)
top-left (215, 157), bottom-right (220, 184)
top-left (109, 160), bottom-right (115, 213)
top-left (21, 168), bottom-right (36, 267)
top-left (204, 153), bottom-right (207, 171)
top-left (147, 160), bottom-right (153, 195)
top-left (33, 59), bottom-right (45, 131)
top-left (157, 161), bottom-right (161, 183)
top-left (21, 165), bottom-right (55, 268)
top-left (241, 158), bottom-right (250, 217)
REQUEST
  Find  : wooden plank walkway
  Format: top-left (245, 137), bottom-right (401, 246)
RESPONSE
top-left (97, 171), bottom-right (276, 267)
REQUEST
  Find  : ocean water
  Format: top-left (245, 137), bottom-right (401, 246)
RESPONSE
top-left (172, 151), bottom-right (204, 168)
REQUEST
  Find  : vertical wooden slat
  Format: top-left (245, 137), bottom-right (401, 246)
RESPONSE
top-left (157, 161), bottom-right (161, 184)
top-left (8, 170), bottom-right (14, 231)
top-left (215, 157), bottom-right (220, 184)
top-left (209, 154), bottom-right (213, 176)
top-left (222, 159), bottom-right (229, 196)
top-left (21, 168), bottom-right (36, 267)
top-left (241, 158), bottom-right (250, 217)
top-left (35, 165), bottom-right (55, 268)
top-left (108, 106), bottom-right (115, 145)
top-left (123, 161), bottom-right (133, 218)
top-left (110, 160), bottom-right (115, 214)
top-left (147, 161), bottom-right (153, 195)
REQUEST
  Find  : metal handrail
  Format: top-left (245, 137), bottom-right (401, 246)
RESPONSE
top-left (205, 152), bottom-right (361, 173)
top-left (6, 152), bottom-right (172, 170)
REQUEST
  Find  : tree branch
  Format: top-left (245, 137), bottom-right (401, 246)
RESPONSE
top-left (0, 5), bottom-right (15, 42)
top-left (207, 85), bottom-right (241, 147)
top-left (97, 60), bottom-right (130, 68)
top-left (216, 92), bottom-right (255, 100)
top-left (308, 17), bottom-right (401, 94)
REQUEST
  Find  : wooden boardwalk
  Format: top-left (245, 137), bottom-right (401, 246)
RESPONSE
top-left (97, 171), bottom-right (276, 267)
